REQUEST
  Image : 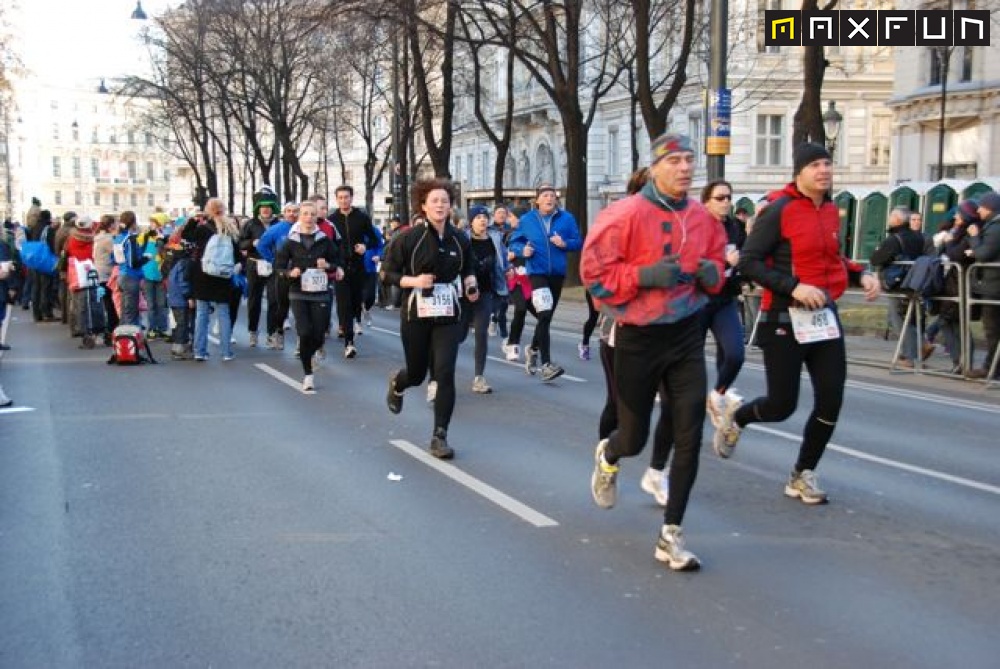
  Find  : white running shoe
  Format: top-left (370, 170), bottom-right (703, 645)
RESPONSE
top-left (706, 389), bottom-right (727, 429)
top-left (640, 467), bottom-right (669, 507)
top-left (503, 343), bottom-right (520, 362)
top-left (472, 375), bottom-right (492, 394)
top-left (302, 374), bottom-right (315, 393)
top-left (426, 380), bottom-right (438, 403)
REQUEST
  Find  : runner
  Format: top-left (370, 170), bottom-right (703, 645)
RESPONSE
top-left (329, 185), bottom-right (380, 359)
top-left (717, 142), bottom-right (881, 504)
top-left (382, 178), bottom-right (478, 459)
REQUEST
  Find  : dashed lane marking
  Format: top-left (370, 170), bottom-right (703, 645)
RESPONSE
top-left (390, 439), bottom-right (559, 528)
top-left (0, 407), bottom-right (36, 415)
top-left (255, 363), bottom-right (311, 394)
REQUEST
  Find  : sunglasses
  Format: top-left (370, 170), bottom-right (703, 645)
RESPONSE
top-left (711, 194), bottom-right (732, 201)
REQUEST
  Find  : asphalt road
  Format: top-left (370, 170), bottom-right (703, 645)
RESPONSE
top-left (1, 302), bottom-right (998, 668)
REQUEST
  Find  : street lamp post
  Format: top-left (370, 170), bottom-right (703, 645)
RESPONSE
top-left (936, 45), bottom-right (950, 181)
top-left (131, 1), bottom-right (148, 20)
top-left (823, 100), bottom-right (843, 160)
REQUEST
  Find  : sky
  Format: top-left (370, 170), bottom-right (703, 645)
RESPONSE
top-left (12, 0), bottom-right (178, 86)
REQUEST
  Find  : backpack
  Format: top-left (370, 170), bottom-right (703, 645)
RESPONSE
top-left (201, 233), bottom-right (235, 278)
top-left (879, 234), bottom-right (913, 292)
top-left (113, 234), bottom-right (145, 270)
top-left (900, 255), bottom-right (944, 300)
top-left (107, 325), bottom-right (157, 365)
top-left (20, 225), bottom-right (59, 275)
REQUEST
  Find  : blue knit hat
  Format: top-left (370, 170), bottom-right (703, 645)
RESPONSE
top-left (468, 205), bottom-right (490, 221)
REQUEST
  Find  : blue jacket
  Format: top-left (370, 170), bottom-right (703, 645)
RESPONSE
top-left (362, 226), bottom-right (385, 273)
top-left (256, 219), bottom-right (293, 263)
top-left (113, 231), bottom-right (145, 280)
top-left (166, 257), bottom-right (192, 308)
top-left (507, 207), bottom-right (582, 277)
top-left (464, 228), bottom-right (509, 296)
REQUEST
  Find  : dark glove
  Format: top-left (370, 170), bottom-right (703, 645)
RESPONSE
top-left (638, 258), bottom-right (681, 288)
top-left (695, 259), bottom-right (721, 288)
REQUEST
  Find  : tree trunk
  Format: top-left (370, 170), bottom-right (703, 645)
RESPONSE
top-left (792, 0), bottom-right (836, 147)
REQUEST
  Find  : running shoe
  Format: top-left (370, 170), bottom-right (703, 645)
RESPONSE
top-left (706, 389), bottom-right (727, 429)
top-left (302, 374), bottom-right (315, 393)
top-left (784, 469), bottom-right (828, 505)
top-left (524, 346), bottom-right (539, 375)
top-left (540, 363), bottom-right (564, 383)
top-left (590, 439), bottom-right (619, 509)
top-left (472, 376), bottom-right (492, 394)
top-left (654, 524), bottom-right (701, 571)
top-left (640, 467), bottom-right (669, 507)
top-left (503, 343), bottom-right (520, 362)
top-left (429, 428), bottom-right (454, 460)
top-left (578, 343), bottom-right (591, 361)
top-left (386, 372), bottom-right (404, 414)
top-left (344, 344), bottom-right (358, 359)
top-left (712, 391), bottom-right (743, 459)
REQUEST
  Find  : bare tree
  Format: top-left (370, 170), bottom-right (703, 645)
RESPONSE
top-left (792, 0), bottom-right (838, 147)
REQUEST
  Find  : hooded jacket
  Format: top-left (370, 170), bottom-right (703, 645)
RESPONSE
top-left (507, 207), bottom-right (582, 277)
top-left (329, 207), bottom-right (380, 274)
top-left (274, 223), bottom-right (343, 302)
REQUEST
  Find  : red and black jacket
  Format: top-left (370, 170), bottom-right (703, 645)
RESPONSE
top-left (739, 183), bottom-right (866, 312)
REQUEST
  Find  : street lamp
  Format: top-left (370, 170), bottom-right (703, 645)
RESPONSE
top-left (823, 100), bottom-right (843, 159)
top-left (131, 1), bottom-right (148, 20)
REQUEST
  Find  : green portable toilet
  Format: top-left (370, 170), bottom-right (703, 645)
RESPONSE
top-left (889, 185), bottom-right (919, 213)
top-left (834, 191), bottom-right (856, 257)
top-left (962, 179), bottom-right (1000, 202)
top-left (857, 191), bottom-right (889, 262)
top-left (922, 182), bottom-right (957, 233)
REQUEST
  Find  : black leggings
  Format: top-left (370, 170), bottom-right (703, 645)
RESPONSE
top-left (506, 285), bottom-right (537, 346)
top-left (603, 316), bottom-right (707, 527)
top-left (266, 275), bottom-right (289, 336)
top-left (246, 267), bottom-right (269, 334)
top-left (395, 316), bottom-right (463, 434)
top-left (733, 317), bottom-right (846, 473)
top-left (582, 291), bottom-right (599, 346)
top-left (529, 275), bottom-right (563, 364)
top-left (362, 272), bottom-right (379, 312)
top-left (460, 292), bottom-right (494, 376)
top-left (291, 298), bottom-right (332, 375)
top-left (335, 272), bottom-right (365, 344)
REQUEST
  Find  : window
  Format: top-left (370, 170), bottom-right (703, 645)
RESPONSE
top-left (91, 127), bottom-right (99, 143)
top-left (91, 158), bottom-right (99, 178)
top-left (929, 48), bottom-right (943, 86)
top-left (147, 193), bottom-right (155, 207)
top-left (466, 154), bottom-right (474, 185)
top-left (755, 114), bottom-right (785, 166)
top-left (868, 116), bottom-right (891, 167)
top-left (127, 161), bottom-right (137, 180)
top-left (53, 123), bottom-right (60, 140)
top-left (482, 150), bottom-right (490, 188)
top-left (163, 170), bottom-right (170, 182)
top-left (94, 192), bottom-right (101, 206)
top-left (146, 161), bottom-right (154, 180)
top-left (112, 193), bottom-right (120, 210)
top-left (75, 191), bottom-right (83, 206)
top-left (109, 128), bottom-right (117, 144)
top-left (961, 47), bottom-right (973, 82)
top-left (52, 156), bottom-right (62, 178)
top-left (453, 159), bottom-right (460, 181)
top-left (72, 125), bottom-right (79, 141)
top-left (54, 190), bottom-right (62, 205)
top-left (757, 0), bottom-right (782, 54)
top-left (608, 126), bottom-right (620, 177)
top-left (127, 130), bottom-right (135, 145)
top-left (130, 193), bottom-right (138, 207)
top-left (72, 156), bottom-right (81, 179)
top-left (145, 132), bottom-right (153, 147)
top-left (929, 162), bottom-right (977, 181)
top-left (688, 114), bottom-right (703, 167)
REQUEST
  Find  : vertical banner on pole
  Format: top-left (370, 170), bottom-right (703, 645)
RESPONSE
top-left (706, 88), bottom-right (732, 155)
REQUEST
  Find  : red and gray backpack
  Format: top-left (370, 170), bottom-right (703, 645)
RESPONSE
top-left (107, 325), bottom-right (157, 365)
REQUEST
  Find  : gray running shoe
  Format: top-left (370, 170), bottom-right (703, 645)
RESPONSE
top-left (654, 524), bottom-right (701, 571)
top-left (540, 362), bottom-right (564, 383)
top-left (429, 429), bottom-right (454, 459)
top-left (524, 346), bottom-right (539, 375)
top-left (590, 439), bottom-right (619, 509)
top-left (712, 391), bottom-right (743, 459)
top-left (784, 469), bottom-right (828, 505)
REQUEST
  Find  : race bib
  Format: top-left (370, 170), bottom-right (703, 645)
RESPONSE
top-left (113, 242), bottom-right (127, 265)
top-left (255, 258), bottom-right (273, 277)
top-left (788, 307), bottom-right (841, 344)
top-left (416, 283), bottom-right (455, 318)
top-left (531, 286), bottom-right (554, 313)
top-left (300, 268), bottom-right (328, 293)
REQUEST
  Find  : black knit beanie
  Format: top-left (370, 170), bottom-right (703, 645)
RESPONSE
top-left (793, 142), bottom-right (832, 176)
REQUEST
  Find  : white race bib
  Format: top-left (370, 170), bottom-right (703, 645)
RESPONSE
top-left (255, 258), bottom-right (273, 277)
top-left (113, 242), bottom-right (127, 265)
top-left (788, 307), bottom-right (841, 344)
top-left (416, 283), bottom-right (455, 318)
top-left (531, 286), bottom-right (554, 313)
top-left (300, 268), bottom-right (328, 293)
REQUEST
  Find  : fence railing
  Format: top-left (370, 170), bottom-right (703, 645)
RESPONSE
top-left (741, 259), bottom-right (999, 388)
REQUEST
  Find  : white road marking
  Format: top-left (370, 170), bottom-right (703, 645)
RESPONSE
top-left (0, 406), bottom-right (35, 415)
top-left (255, 363), bottom-right (310, 394)
top-left (747, 424), bottom-right (1000, 496)
top-left (390, 439), bottom-right (559, 528)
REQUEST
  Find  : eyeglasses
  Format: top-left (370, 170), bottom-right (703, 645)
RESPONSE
top-left (711, 194), bottom-right (732, 201)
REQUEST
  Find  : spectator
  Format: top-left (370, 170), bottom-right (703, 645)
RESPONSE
top-left (965, 192), bottom-right (1000, 379)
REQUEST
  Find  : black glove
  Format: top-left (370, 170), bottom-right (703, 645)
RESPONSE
top-left (695, 259), bottom-right (720, 288)
top-left (638, 258), bottom-right (681, 288)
